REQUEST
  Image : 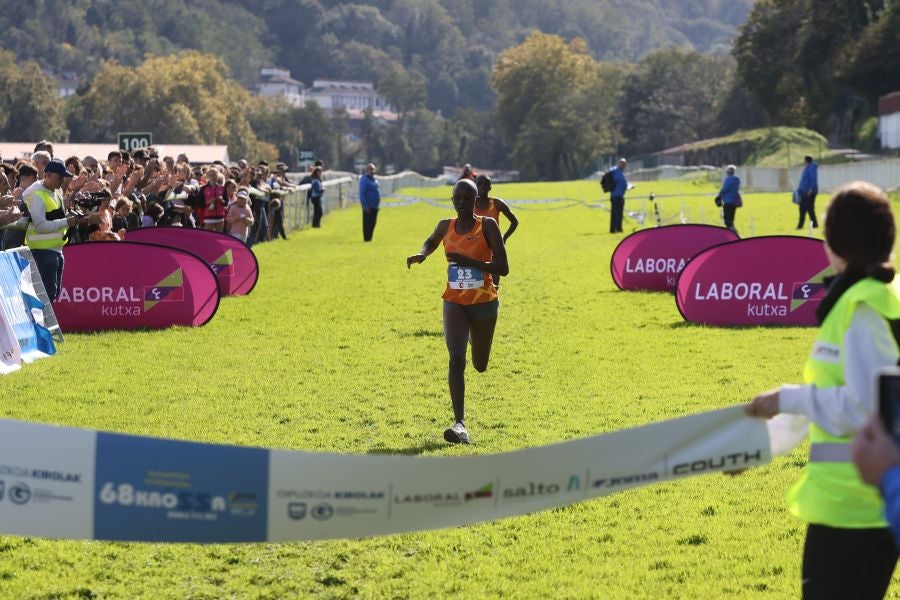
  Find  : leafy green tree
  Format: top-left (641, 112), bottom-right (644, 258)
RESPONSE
top-left (66, 52), bottom-right (262, 158)
top-left (619, 49), bottom-right (734, 154)
top-left (377, 63), bottom-right (428, 121)
top-left (839, 3), bottom-right (900, 102)
top-left (733, 0), bottom-right (884, 137)
top-left (361, 108), bottom-right (387, 168)
top-left (294, 102), bottom-right (336, 167)
top-left (492, 32), bottom-right (620, 180)
top-left (0, 50), bottom-right (68, 142)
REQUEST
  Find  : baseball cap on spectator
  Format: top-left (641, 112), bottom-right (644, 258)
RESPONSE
top-left (132, 149), bottom-right (149, 160)
top-left (276, 162), bottom-right (288, 172)
top-left (45, 158), bottom-right (73, 177)
top-left (236, 189), bottom-right (250, 199)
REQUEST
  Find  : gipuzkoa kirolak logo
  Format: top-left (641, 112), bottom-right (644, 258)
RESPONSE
top-left (56, 242), bottom-right (220, 331)
top-left (676, 236), bottom-right (832, 326)
top-left (611, 225), bottom-right (738, 292)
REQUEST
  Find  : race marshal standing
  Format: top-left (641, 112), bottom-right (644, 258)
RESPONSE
top-left (359, 163), bottom-right (381, 242)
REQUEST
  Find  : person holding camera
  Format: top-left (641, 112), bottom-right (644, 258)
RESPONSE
top-left (746, 181), bottom-right (900, 599)
top-left (23, 158), bottom-right (99, 301)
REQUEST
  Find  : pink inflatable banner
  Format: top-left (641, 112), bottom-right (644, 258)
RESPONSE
top-left (55, 242), bottom-right (220, 331)
top-left (127, 228), bottom-right (259, 296)
top-left (610, 225), bottom-right (738, 292)
top-left (676, 236), bottom-right (833, 327)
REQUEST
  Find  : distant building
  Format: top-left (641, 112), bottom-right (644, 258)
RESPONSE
top-left (305, 79), bottom-right (392, 113)
top-left (879, 92), bottom-right (900, 150)
top-left (42, 69), bottom-right (79, 98)
top-left (344, 108), bottom-right (399, 141)
top-left (255, 67), bottom-right (304, 107)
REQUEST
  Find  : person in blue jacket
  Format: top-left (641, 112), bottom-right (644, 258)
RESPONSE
top-left (718, 164), bottom-right (741, 235)
top-left (608, 158), bottom-right (629, 233)
top-left (359, 163), bottom-right (381, 242)
top-left (797, 155), bottom-right (819, 229)
top-left (854, 414), bottom-right (900, 550)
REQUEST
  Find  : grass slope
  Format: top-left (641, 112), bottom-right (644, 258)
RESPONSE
top-left (1, 179), bottom-right (898, 598)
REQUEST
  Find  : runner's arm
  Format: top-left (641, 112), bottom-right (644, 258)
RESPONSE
top-left (495, 198), bottom-right (518, 243)
top-left (407, 220), bottom-right (449, 268)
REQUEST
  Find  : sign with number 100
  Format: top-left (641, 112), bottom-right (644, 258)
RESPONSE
top-left (118, 133), bottom-right (152, 152)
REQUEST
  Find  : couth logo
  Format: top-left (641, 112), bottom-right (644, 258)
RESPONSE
top-left (672, 450), bottom-right (764, 475)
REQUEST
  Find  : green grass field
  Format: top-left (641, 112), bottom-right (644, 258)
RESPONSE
top-left (2, 179), bottom-right (899, 598)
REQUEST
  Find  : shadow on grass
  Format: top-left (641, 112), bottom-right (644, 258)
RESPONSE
top-left (367, 441), bottom-right (447, 455)
top-left (668, 320), bottom-right (806, 330)
top-left (405, 329), bottom-right (443, 338)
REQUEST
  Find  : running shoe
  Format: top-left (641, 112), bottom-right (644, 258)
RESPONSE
top-left (444, 422), bottom-right (470, 444)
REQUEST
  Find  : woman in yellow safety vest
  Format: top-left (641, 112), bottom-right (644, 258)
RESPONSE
top-left (747, 181), bottom-right (900, 599)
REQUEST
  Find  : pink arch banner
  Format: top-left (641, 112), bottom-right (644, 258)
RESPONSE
top-left (127, 227), bottom-right (259, 296)
top-left (676, 236), bottom-right (832, 327)
top-left (55, 242), bottom-right (220, 331)
top-left (611, 225), bottom-right (739, 292)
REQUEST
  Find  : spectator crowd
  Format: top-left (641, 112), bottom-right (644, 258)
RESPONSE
top-left (0, 140), bottom-right (301, 249)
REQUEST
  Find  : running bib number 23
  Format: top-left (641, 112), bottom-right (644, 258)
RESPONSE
top-left (448, 265), bottom-right (484, 289)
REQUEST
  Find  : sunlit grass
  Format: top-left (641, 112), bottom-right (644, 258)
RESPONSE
top-left (1, 180), bottom-right (896, 598)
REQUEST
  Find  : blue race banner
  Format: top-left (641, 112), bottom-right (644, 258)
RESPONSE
top-left (94, 433), bottom-right (268, 542)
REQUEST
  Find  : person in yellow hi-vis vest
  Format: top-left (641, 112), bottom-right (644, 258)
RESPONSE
top-left (23, 158), bottom-right (98, 301)
top-left (747, 181), bottom-right (900, 599)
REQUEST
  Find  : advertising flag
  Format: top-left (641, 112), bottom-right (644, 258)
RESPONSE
top-left (55, 242), bottom-right (220, 331)
top-left (127, 228), bottom-right (259, 296)
top-left (676, 236), bottom-right (832, 327)
top-left (611, 225), bottom-right (739, 292)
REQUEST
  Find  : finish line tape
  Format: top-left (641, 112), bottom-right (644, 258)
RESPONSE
top-left (0, 407), bottom-right (775, 543)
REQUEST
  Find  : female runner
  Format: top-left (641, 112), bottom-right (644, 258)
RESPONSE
top-left (407, 178), bottom-right (509, 444)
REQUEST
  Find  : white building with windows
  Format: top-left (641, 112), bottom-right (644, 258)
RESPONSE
top-left (255, 67), bottom-right (304, 107)
top-left (879, 92), bottom-right (900, 150)
top-left (304, 79), bottom-right (392, 113)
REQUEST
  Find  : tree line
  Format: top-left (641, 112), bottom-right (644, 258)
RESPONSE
top-left (2, 1), bottom-right (898, 179)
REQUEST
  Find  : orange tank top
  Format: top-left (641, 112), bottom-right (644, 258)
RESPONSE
top-left (442, 216), bottom-right (497, 305)
top-left (474, 197), bottom-right (500, 223)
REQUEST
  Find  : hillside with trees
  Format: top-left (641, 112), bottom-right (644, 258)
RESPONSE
top-left (3, 1), bottom-right (900, 180)
top-left (1, 1), bottom-right (751, 116)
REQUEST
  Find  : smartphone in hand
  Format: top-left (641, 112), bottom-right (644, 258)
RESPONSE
top-left (878, 367), bottom-right (900, 443)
